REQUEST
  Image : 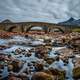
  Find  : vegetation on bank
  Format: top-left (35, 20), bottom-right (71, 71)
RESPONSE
top-left (72, 28), bottom-right (80, 32)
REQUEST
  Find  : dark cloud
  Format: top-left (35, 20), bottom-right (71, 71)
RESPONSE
top-left (0, 0), bottom-right (80, 23)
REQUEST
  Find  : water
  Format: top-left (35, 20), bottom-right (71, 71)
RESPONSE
top-left (49, 58), bottom-right (74, 80)
top-left (0, 39), bottom-right (7, 45)
top-left (2, 66), bottom-right (9, 78)
top-left (49, 47), bottom-right (66, 58)
top-left (0, 35), bottom-right (74, 80)
top-left (4, 45), bottom-right (32, 53)
top-left (65, 59), bottom-right (74, 80)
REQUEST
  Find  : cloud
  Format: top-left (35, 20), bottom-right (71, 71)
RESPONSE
top-left (0, 0), bottom-right (80, 23)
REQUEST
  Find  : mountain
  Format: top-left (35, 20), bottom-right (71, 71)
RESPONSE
top-left (71, 19), bottom-right (80, 26)
top-left (58, 17), bottom-right (76, 25)
top-left (1, 19), bottom-right (12, 23)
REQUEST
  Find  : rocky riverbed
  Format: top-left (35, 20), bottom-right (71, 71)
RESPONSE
top-left (0, 32), bottom-right (80, 80)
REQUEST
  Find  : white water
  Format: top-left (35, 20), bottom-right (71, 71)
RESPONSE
top-left (0, 35), bottom-right (74, 80)
top-left (0, 39), bottom-right (7, 45)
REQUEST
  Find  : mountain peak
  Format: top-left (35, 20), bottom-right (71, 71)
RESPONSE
top-left (68, 17), bottom-right (75, 22)
top-left (1, 19), bottom-right (12, 23)
top-left (58, 17), bottom-right (76, 25)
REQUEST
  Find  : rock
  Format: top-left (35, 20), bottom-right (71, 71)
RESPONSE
top-left (0, 54), bottom-right (5, 61)
top-left (15, 48), bottom-right (22, 54)
top-left (73, 67), bottom-right (80, 79)
top-left (43, 70), bottom-right (52, 75)
top-left (31, 72), bottom-right (53, 80)
top-left (8, 65), bottom-right (13, 71)
top-left (19, 73), bottom-right (29, 80)
top-left (0, 45), bottom-right (10, 50)
top-left (26, 52), bottom-right (32, 57)
top-left (49, 68), bottom-right (65, 80)
top-left (46, 59), bottom-right (53, 65)
top-left (44, 58), bottom-right (55, 65)
top-left (35, 47), bottom-right (48, 59)
top-left (44, 39), bottom-right (51, 44)
top-left (8, 76), bottom-right (17, 80)
top-left (49, 68), bottom-right (60, 75)
top-left (27, 63), bottom-right (31, 66)
top-left (8, 75), bottom-right (22, 80)
top-left (0, 64), bottom-right (4, 69)
top-left (35, 63), bottom-right (44, 71)
top-left (30, 48), bottom-right (35, 52)
top-left (11, 60), bottom-right (23, 72)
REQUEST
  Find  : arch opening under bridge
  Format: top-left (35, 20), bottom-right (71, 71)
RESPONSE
top-left (6, 26), bottom-right (17, 32)
top-left (49, 27), bottom-right (64, 33)
top-left (26, 25), bottom-right (64, 33)
top-left (26, 25), bottom-right (48, 33)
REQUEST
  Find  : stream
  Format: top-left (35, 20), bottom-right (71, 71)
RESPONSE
top-left (0, 35), bottom-right (74, 80)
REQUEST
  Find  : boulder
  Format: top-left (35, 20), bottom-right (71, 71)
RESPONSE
top-left (35, 63), bottom-right (44, 71)
top-left (31, 72), bottom-right (53, 80)
top-left (73, 67), bottom-right (80, 79)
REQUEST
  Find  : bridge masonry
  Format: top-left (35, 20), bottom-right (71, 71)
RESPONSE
top-left (0, 22), bottom-right (78, 33)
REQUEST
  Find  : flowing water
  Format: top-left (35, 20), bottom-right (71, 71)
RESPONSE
top-left (0, 35), bottom-right (74, 80)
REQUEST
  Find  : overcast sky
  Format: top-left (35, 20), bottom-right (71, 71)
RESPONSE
top-left (0, 0), bottom-right (80, 23)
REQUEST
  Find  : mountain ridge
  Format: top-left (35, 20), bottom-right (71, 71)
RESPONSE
top-left (58, 17), bottom-right (80, 26)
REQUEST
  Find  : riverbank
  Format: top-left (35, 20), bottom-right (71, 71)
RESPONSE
top-left (0, 32), bottom-right (80, 80)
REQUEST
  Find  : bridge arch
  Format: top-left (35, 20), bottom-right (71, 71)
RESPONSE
top-left (7, 26), bottom-right (17, 32)
top-left (6, 25), bottom-right (22, 32)
top-left (26, 25), bottom-right (48, 33)
top-left (49, 27), bottom-right (64, 33)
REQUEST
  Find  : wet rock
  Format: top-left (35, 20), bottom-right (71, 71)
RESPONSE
top-left (0, 64), bottom-right (4, 69)
top-left (44, 39), bottom-right (51, 43)
top-left (73, 67), bottom-right (80, 79)
top-left (49, 68), bottom-right (60, 75)
top-left (49, 68), bottom-right (65, 80)
top-left (8, 64), bottom-right (13, 71)
top-left (0, 33), bottom-right (11, 39)
top-left (31, 72), bottom-right (53, 80)
top-left (43, 69), bottom-right (52, 75)
top-left (25, 35), bottom-right (29, 38)
top-left (26, 51), bottom-right (32, 57)
top-left (8, 41), bottom-right (17, 45)
top-left (11, 60), bottom-right (23, 72)
top-left (35, 63), bottom-right (44, 71)
top-left (27, 63), bottom-right (33, 66)
top-left (44, 58), bottom-right (55, 65)
top-left (19, 73), bottom-right (29, 80)
top-left (30, 48), bottom-right (35, 52)
top-left (23, 68), bottom-right (29, 74)
top-left (0, 45), bottom-right (10, 50)
top-left (8, 75), bottom-right (22, 80)
top-left (31, 61), bottom-right (36, 66)
top-left (0, 54), bottom-right (5, 61)
top-left (15, 48), bottom-right (22, 54)
top-left (4, 55), bottom-right (10, 61)
top-left (8, 76), bottom-right (17, 80)
top-left (35, 47), bottom-right (48, 59)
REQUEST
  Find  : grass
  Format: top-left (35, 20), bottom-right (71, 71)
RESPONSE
top-left (72, 28), bottom-right (80, 32)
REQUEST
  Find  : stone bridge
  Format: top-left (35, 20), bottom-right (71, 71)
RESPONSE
top-left (0, 21), bottom-right (77, 33)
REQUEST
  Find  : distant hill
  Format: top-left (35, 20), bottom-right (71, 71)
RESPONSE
top-left (58, 17), bottom-right (80, 26)
top-left (1, 19), bottom-right (12, 23)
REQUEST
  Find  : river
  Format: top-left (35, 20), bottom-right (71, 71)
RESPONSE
top-left (0, 35), bottom-right (74, 80)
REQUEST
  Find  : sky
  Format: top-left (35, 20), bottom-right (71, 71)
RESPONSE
top-left (0, 0), bottom-right (80, 23)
